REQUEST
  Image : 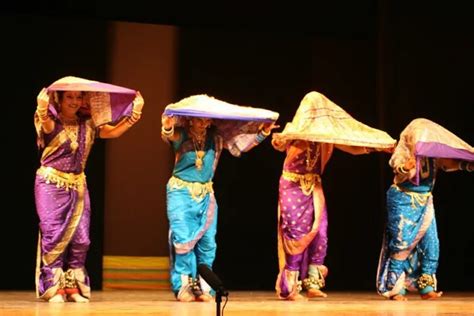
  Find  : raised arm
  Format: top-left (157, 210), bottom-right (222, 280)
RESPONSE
top-left (35, 88), bottom-right (55, 134)
top-left (160, 114), bottom-right (181, 142)
top-left (238, 121), bottom-right (279, 153)
top-left (334, 144), bottom-right (370, 155)
top-left (99, 91), bottom-right (144, 139)
top-left (393, 157), bottom-right (417, 183)
top-left (437, 158), bottom-right (474, 172)
top-left (271, 137), bottom-right (287, 152)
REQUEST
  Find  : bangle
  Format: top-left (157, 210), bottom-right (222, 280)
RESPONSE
top-left (37, 110), bottom-right (49, 122)
top-left (397, 165), bottom-right (409, 174)
top-left (459, 161), bottom-right (474, 172)
top-left (131, 113), bottom-right (141, 121)
top-left (462, 161), bottom-right (474, 172)
top-left (260, 128), bottom-right (271, 137)
top-left (126, 117), bottom-right (136, 126)
top-left (161, 125), bottom-right (174, 137)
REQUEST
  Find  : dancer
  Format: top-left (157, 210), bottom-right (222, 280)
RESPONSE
top-left (34, 76), bottom-right (144, 302)
top-left (162, 94), bottom-right (279, 302)
top-left (377, 118), bottom-right (474, 300)
top-left (273, 91), bottom-right (396, 300)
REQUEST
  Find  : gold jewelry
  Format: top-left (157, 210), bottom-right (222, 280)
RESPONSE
top-left (260, 128), bottom-right (271, 136)
top-left (161, 125), bottom-right (174, 137)
top-left (305, 144), bottom-right (320, 171)
top-left (397, 165), bottom-right (409, 174)
top-left (59, 113), bottom-right (79, 152)
top-left (193, 139), bottom-right (205, 170)
top-left (417, 274), bottom-right (435, 290)
top-left (127, 117), bottom-right (137, 126)
top-left (189, 128), bottom-right (207, 170)
top-left (168, 176), bottom-right (213, 202)
top-left (37, 110), bottom-right (49, 122)
top-left (282, 171), bottom-right (321, 196)
top-left (37, 166), bottom-right (85, 191)
top-left (459, 161), bottom-right (474, 172)
top-left (189, 129), bottom-right (206, 143)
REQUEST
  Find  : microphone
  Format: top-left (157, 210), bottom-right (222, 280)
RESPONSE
top-left (198, 264), bottom-right (229, 296)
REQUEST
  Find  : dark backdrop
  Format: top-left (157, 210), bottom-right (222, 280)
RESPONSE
top-left (1, 2), bottom-right (472, 291)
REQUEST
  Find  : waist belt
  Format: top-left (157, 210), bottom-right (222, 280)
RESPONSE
top-left (168, 176), bottom-right (213, 202)
top-left (37, 166), bottom-right (85, 191)
top-left (282, 170), bottom-right (321, 196)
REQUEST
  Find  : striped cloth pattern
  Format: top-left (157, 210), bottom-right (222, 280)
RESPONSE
top-left (103, 256), bottom-right (171, 290)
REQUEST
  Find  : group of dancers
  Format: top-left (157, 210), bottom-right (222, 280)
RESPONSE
top-left (34, 76), bottom-right (473, 303)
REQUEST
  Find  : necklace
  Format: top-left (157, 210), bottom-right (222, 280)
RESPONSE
top-left (192, 138), bottom-right (206, 170)
top-left (189, 128), bottom-right (207, 170)
top-left (59, 113), bottom-right (79, 152)
top-left (305, 143), bottom-right (320, 171)
top-left (189, 128), bottom-right (206, 143)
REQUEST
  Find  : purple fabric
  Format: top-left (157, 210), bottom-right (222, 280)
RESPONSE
top-left (416, 141), bottom-right (474, 161)
top-left (35, 116), bottom-right (93, 297)
top-left (277, 142), bottom-right (329, 298)
top-left (47, 80), bottom-right (135, 94)
top-left (109, 93), bottom-right (135, 124)
top-left (164, 108), bottom-right (275, 122)
top-left (35, 176), bottom-right (91, 295)
top-left (279, 178), bottom-right (316, 240)
top-left (41, 118), bottom-right (89, 174)
top-left (283, 142), bottom-right (322, 174)
top-left (47, 80), bottom-right (135, 126)
top-left (282, 206), bottom-right (328, 271)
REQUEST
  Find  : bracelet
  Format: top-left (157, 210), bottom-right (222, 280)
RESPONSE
top-left (37, 110), bottom-right (49, 122)
top-left (161, 125), bottom-right (174, 137)
top-left (397, 165), bottom-right (409, 174)
top-left (129, 112), bottom-right (141, 123)
top-left (126, 117), bottom-right (136, 126)
top-left (131, 113), bottom-right (141, 121)
top-left (459, 161), bottom-right (474, 172)
top-left (260, 128), bottom-right (271, 137)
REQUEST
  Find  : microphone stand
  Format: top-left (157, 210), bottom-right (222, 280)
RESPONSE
top-left (215, 290), bottom-right (222, 316)
top-left (215, 288), bottom-right (228, 316)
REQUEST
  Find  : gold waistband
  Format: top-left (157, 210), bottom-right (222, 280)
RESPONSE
top-left (282, 171), bottom-right (321, 196)
top-left (37, 166), bottom-right (85, 191)
top-left (168, 176), bottom-right (213, 202)
top-left (392, 184), bottom-right (432, 208)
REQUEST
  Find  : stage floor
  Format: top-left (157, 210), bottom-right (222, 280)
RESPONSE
top-left (0, 290), bottom-right (473, 315)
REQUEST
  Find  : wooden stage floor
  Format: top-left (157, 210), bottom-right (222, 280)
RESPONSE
top-left (0, 290), bottom-right (473, 315)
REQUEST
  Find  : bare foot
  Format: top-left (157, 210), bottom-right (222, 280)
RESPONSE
top-left (421, 291), bottom-right (443, 300)
top-left (390, 294), bottom-right (408, 301)
top-left (48, 294), bottom-right (65, 303)
top-left (307, 289), bottom-right (328, 298)
top-left (287, 293), bottom-right (308, 301)
top-left (177, 291), bottom-right (195, 302)
top-left (67, 293), bottom-right (89, 303)
top-left (196, 293), bottom-right (213, 302)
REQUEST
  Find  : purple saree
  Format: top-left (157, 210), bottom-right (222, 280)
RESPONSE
top-left (275, 141), bottom-right (333, 299)
top-left (35, 117), bottom-right (95, 300)
top-left (273, 91), bottom-right (395, 299)
top-left (34, 76), bottom-right (137, 300)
